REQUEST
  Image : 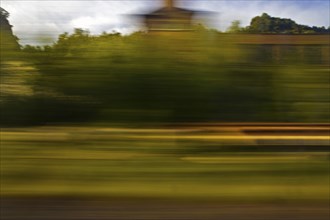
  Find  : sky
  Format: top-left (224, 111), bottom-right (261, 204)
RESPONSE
top-left (2, 0), bottom-right (329, 45)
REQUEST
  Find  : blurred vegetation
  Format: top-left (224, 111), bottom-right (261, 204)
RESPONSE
top-left (1, 8), bottom-right (329, 206)
top-left (0, 7), bottom-right (21, 59)
top-left (228, 13), bottom-right (330, 34)
top-left (1, 9), bottom-right (329, 126)
top-left (1, 28), bottom-right (329, 126)
top-left (1, 126), bottom-right (329, 201)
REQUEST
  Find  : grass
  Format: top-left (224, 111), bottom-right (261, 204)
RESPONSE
top-left (1, 126), bottom-right (329, 202)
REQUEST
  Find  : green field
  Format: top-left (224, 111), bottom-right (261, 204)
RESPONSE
top-left (1, 126), bottom-right (329, 203)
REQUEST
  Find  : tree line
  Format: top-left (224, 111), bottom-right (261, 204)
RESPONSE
top-left (227, 13), bottom-right (329, 34)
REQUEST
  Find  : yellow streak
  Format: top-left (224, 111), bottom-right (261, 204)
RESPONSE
top-left (126, 135), bottom-right (330, 140)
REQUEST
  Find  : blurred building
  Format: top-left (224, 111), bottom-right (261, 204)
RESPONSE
top-left (143, 0), bottom-right (196, 32)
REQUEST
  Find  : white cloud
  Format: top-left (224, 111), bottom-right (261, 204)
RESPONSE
top-left (1, 0), bottom-right (329, 45)
top-left (1, 0), bottom-right (155, 45)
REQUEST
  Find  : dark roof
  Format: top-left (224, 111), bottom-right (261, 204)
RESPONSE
top-left (144, 7), bottom-right (196, 19)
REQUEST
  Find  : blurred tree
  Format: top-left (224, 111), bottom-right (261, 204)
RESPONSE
top-left (245, 13), bottom-right (329, 34)
top-left (52, 29), bottom-right (92, 55)
top-left (226, 20), bottom-right (243, 33)
top-left (4, 25), bottom-right (328, 126)
top-left (0, 7), bottom-right (20, 54)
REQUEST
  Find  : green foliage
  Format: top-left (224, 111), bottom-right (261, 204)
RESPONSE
top-left (0, 7), bottom-right (9, 19)
top-left (0, 7), bottom-right (21, 56)
top-left (2, 28), bottom-right (329, 126)
top-left (244, 13), bottom-right (329, 34)
top-left (226, 20), bottom-right (243, 33)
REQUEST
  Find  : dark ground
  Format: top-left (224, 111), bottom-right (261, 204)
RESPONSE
top-left (1, 196), bottom-right (329, 220)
